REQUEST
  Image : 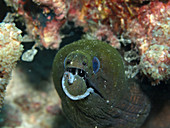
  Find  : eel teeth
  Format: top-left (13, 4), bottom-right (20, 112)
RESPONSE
top-left (65, 67), bottom-right (104, 98)
top-left (66, 67), bottom-right (86, 79)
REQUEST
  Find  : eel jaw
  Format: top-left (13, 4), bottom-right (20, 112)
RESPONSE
top-left (62, 67), bottom-right (94, 100)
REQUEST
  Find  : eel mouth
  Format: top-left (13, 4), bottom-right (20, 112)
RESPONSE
top-left (62, 67), bottom-right (103, 100)
top-left (66, 67), bottom-right (87, 80)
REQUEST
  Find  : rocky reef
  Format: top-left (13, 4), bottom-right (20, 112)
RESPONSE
top-left (3, 0), bottom-right (169, 84)
top-left (0, 0), bottom-right (169, 128)
top-left (0, 22), bottom-right (23, 109)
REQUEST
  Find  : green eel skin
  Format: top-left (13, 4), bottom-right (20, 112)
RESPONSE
top-left (52, 39), bottom-right (150, 128)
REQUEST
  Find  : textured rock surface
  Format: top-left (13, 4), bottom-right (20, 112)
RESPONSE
top-left (0, 22), bottom-right (23, 109)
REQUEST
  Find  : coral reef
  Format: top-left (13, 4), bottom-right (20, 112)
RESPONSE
top-left (0, 0), bottom-right (170, 127)
top-left (3, 0), bottom-right (169, 84)
top-left (0, 22), bottom-right (23, 109)
top-left (125, 1), bottom-right (170, 84)
top-left (4, 0), bottom-right (141, 49)
top-left (0, 46), bottom-right (72, 128)
top-left (68, 0), bottom-right (140, 47)
top-left (86, 25), bottom-right (121, 49)
top-left (140, 44), bottom-right (169, 85)
top-left (4, 0), bottom-right (68, 49)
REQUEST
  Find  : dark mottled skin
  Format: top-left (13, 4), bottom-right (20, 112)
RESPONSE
top-left (52, 39), bottom-right (150, 128)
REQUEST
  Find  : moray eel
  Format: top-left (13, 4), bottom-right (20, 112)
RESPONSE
top-left (52, 39), bottom-right (150, 128)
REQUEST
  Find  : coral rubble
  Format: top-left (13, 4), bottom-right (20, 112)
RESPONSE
top-left (0, 22), bottom-right (23, 109)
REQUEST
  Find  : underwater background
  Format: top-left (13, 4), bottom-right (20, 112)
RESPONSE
top-left (0, 0), bottom-right (170, 128)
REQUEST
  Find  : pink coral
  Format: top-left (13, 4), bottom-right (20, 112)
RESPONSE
top-left (90, 25), bottom-right (120, 49)
top-left (17, 0), bottom-right (67, 49)
top-left (4, 0), bottom-right (170, 84)
top-left (126, 1), bottom-right (170, 84)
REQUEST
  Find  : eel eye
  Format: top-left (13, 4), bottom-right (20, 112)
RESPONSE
top-left (93, 57), bottom-right (100, 73)
top-left (66, 59), bottom-right (71, 64)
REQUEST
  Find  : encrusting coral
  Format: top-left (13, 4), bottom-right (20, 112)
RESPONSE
top-left (125, 1), bottom-right (170, 85)
top-left (0, 22), bottom-right (23, 109)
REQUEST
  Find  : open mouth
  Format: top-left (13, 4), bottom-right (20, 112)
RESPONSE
top-left (62, 67), bottom-right (93, 100)
top-left (65, 67), bottom-right (96, 92)
top-left (62, 67), bottom-right (104, 100)
top-left (66, 67), bottom-right (87, 79)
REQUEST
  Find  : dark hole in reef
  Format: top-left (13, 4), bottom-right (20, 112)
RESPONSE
top-left (59, 21), bottom-right (85, 49)
top-left (140, 0), bottom-right (150, 6)
top-left (0, 71), bottom-right (4, 78)
top-left (0, 0), bottom-right (11, 22)
top-left (23, 0), bottom-right (55, 27)
top-left (129, 0), bottom-right (150, 7)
